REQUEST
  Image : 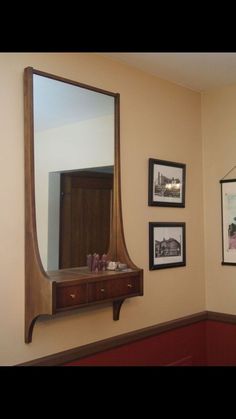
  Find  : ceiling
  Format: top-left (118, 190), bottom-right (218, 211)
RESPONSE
top-left (33, 74), bottom-right (114, 132)
top-left (101, 53), bottom-right (236, 92)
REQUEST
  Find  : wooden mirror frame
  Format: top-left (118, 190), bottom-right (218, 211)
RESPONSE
top-left (24, 67), bottom-right (143, 343)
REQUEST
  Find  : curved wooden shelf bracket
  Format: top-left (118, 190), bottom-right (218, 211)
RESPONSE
top-left (113, 299), bottom-right (125, 320)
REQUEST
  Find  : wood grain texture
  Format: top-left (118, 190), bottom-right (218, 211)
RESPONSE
top-left (60, 171), bottom-right (113, 268)
top-left (24, 67), bottom-right (55, 343)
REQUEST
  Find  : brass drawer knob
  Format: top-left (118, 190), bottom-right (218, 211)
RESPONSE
top-left (127, 284), bottom-right (133, 288)
top-left (70, 293), bottom-right (76, 299)
top-left (100, 288), bottom-right (105, 292)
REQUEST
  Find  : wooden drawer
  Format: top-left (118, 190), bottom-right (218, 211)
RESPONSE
top-left (88, 276), bottom-right (140, 302)
top-left (56, 284), bottom-right (87, 309)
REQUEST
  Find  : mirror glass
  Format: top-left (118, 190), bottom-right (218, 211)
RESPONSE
top-left (33, 74), bottom-right (115, 271)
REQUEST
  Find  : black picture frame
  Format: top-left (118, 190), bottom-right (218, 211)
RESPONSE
top-left (149, 222), bottom-right (186, 270)
top-left (220, 178), bottom-right (236, 265)
top-left (148, 158), bottom-right (186, 207)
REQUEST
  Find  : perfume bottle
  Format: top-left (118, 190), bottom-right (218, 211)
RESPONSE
top-left (92, 253), bottom-right (99, 272)
top-left (87, 254), bottom-right (92, 271)
top-left (101, 254), bottom-right (107, 271)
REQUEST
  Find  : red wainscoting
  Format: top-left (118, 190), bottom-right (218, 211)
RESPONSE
top-left (65, 321), bottom-right (207, 366)
top-left (206, 320), bottom-right (236, 366)
top-left (65, 318), bottom-right (236, 367)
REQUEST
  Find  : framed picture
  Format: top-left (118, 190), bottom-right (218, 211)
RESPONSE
top-left (149, 222), bottom-right (186, 270)
top-left (148, 158), bottom-right (186, 207)
top-left (220, 179), bottom-right (236, 265)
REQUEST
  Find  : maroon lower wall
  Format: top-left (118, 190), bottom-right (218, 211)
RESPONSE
top-left (65, 318), bottom-right (236, 366)
top-left (65, 321), bottom-right (207, 366)
top-left (206, 320), bottom-right (236, 366)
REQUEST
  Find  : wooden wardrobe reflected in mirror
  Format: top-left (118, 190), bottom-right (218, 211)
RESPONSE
top-left (59, 170), bottom-right (113, 269)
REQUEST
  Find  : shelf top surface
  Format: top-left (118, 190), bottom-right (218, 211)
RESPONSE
top-left (48, 266), bottom-right (141, 284)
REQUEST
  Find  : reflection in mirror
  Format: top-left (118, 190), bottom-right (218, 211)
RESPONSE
top-left (33, 74), bottom-right (115, 271)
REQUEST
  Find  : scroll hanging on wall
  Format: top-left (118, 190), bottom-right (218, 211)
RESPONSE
top-left (220, 178), bottom-right (236, 265)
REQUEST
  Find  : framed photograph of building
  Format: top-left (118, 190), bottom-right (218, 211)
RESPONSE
top-left (148, 158), bottom-right (186, 207)
top-left (149, 222), bottom-right (186, 270)
top-left (220, 178), bottom-right (236, 265)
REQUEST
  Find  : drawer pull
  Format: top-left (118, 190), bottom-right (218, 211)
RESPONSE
top-left (127, 283), bottom-right (133, 288)
top-left (100, 288), bottom-right (105, 292)
top-left (70, 293), bottom-right (76, 299)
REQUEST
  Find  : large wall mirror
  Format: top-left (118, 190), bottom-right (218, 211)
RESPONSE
top-left (24, 67), bottom-right (143, 343)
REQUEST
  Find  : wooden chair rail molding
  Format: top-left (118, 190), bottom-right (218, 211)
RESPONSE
top-left (206, 310), bottom-right (236, 323)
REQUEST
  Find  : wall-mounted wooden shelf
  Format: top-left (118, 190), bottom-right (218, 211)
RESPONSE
top-left (53, 267), bottom-right (143, 319)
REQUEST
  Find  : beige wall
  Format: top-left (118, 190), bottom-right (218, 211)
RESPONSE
top-left (202, 85), bottom-right (236, 313)
top-left (0, 53), bottom-right (204, 365)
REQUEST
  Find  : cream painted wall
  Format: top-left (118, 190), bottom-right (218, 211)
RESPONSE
top-left (202, 85), bottom-right (236, 313)
top-left (0, 53), bottom-right (204, 365)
